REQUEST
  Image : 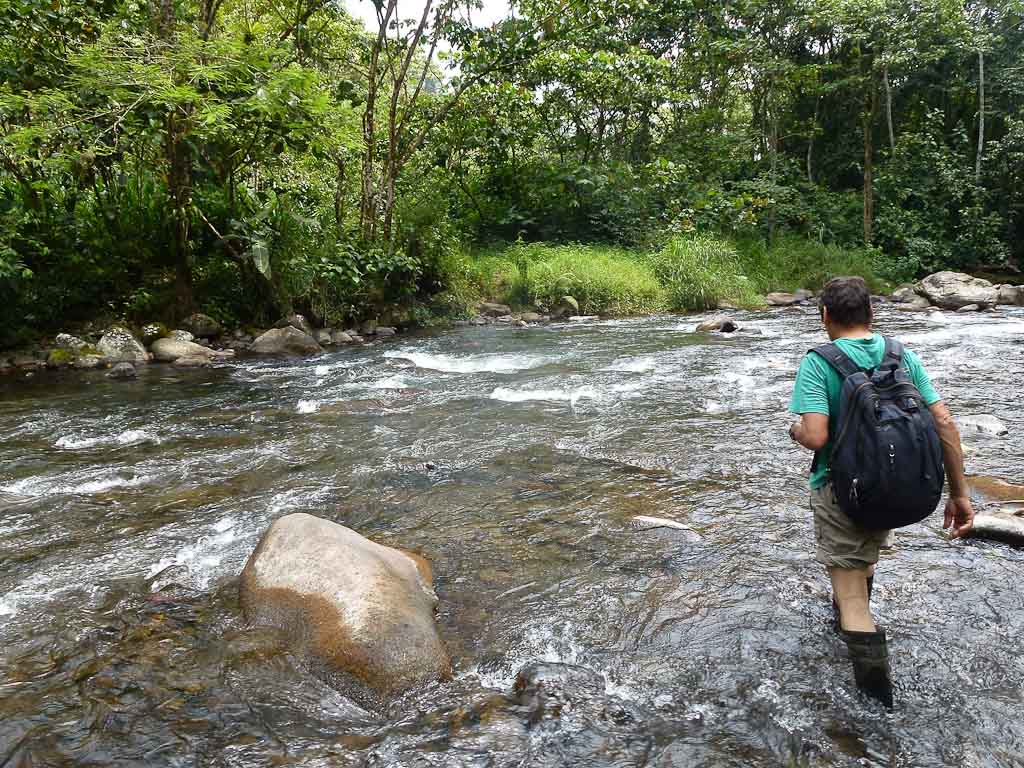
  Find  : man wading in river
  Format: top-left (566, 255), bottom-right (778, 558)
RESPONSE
top-left (788, 276), bottom-right (974, 707)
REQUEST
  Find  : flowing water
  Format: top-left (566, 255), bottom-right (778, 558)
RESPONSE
top-left (2, 305), bottom-right (1023, 768)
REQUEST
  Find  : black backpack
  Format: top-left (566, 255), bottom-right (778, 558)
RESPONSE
top-left (811, 336), bottom-right (945, 529)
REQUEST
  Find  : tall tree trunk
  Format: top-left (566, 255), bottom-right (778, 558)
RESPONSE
top-left (862, 75), bottom-right (878, 245)
top-left (157, 0), bottom-right (193, 317)
top-left (976, 49), bottom-right (985, 185)
top-left (807, 96), bottom-right (820, 184)
top-left (883, 63), bottom-right (895, 153)
top-left (768, 109), bottom-right (778, 246)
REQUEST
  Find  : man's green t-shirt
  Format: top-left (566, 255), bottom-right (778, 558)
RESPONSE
top-left (789, 333), bottom-right (942, 489)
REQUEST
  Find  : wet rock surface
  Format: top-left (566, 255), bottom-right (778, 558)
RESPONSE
top-left (239, 513), bottom-right (450, 709)
top-left (250, 326), bottom-right (323, 356)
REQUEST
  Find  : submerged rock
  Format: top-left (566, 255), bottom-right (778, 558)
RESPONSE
top-left (520, 312), bottom-right (543, 323)
top-left (375, 326), bottom-right (397, 338)
top-left (108, 362), bottom-right (137, 379)
top-left (956, 304), bottom-right (982, 313)
top-left (696, 315), bottom-right (740, 333)
top-left (957, 414), bottom-right (1009, 437)
top-left (239, 513), bottom-right (450, 709)
top-left (331, 330), bottom-right (354, 345)
top-left (97, 327), bottom-right (149, 364)
top-left (251, 327), bottom-right (323, 357)
top-left (73, 355), bottom-right (103, 369)
top-left (917, 271), bottom-right (997, 310)
top-left (967, 475), bottom-right (1024, 502)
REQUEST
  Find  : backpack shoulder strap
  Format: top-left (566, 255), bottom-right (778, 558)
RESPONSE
top-left (809, 343), bottom-right (860, 380)
top-left (881, 336), bottom-right (904, 369)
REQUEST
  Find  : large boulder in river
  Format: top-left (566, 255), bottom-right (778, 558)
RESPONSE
top-left (996, 284), bottom-right (1024, 306)
top-left (150, 337), bottom-right (233, 363)
top-left (97, 327), bottom-right (149, 363)
top-left (275, 313), bottom-right (315, 337)
top-left (181, 313), bottom-right (223, 339)
top-left (251, 326), bottom-right (323, 357)
top-left (917, 272), bottom-right (997, 310)
top-left (239, 513), bottom-right (450, 709)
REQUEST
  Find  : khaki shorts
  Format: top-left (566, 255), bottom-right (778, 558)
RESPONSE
top-left (810, 483), bottom-right (894, 570)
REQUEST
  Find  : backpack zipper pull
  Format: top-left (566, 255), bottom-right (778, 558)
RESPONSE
top-left (889, 443), bottom-right (896, 469)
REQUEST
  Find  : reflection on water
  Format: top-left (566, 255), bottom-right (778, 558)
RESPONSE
top-left (1, 306), bottom-right (1023, 767)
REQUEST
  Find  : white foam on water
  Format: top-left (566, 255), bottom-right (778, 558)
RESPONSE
top-left (720, 372), bottom-right (757, 389)
top-left (54, 429), bottom-right (159, 450)
top-left (603, 356), bottom-right (658, 374)
top-left (296, 399), bottom-right (320, 414)
top-left (1, 471), bottom-right (155, 497)
top-left (385, 350), bottom-right (552, 374)
top-left (370, 375), bottom-right (410, 390)
top-left (146, 515), bottom-right (243, 589)
top-left (490, 386), bottom-right (601, 407)
top-left (467, 621), bottom-right (587, 690)
top-left (903, 318), bottom-right (1024, 344)
top-left (703, 399), bottom-right (725, 414)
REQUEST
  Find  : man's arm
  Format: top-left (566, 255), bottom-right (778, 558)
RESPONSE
top-left (929, 401), bottom-right (975, 539)
top-left (789, 413), bottom-right (828, 451)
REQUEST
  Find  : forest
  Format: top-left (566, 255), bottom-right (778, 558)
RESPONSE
top-left (1, 0), bottom-right (1021, 344)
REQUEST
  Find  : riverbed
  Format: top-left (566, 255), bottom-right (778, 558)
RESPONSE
top-left (1, 305), bottom-right (1023, 767)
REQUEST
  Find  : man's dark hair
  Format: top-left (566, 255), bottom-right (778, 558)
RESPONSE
top-left (819, 276), bottom-right (873, 327)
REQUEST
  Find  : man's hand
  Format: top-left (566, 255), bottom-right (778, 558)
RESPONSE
top-left (943, 496), bottom-right (975, 539)
top-left (788, 421), bottom-right (800, 442)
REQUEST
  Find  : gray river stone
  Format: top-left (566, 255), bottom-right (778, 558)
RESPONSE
top-left (97, 327), bottom-right (149, 363)
top-left (239, 513), bottom-right (451, 709)
top-left (151, 337), bottom-right (232, 363)
top-left (969, 505), bottom-right (1024, 545)
top-left (918, 271), bottom-right (997, 310)
top-left (251, 326), bottom-right (322, 357)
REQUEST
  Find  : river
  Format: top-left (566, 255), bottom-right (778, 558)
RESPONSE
top-left (1, 305), bottom-right (1023, 767)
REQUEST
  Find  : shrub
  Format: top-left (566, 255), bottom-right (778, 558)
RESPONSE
top-left (733, 235), bottom-right (886, 294)
top-left (645, 235), bottom-right (760, 311)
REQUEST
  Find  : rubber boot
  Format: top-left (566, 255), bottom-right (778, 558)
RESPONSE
top-left (841, 628), bottom-right (893, 709)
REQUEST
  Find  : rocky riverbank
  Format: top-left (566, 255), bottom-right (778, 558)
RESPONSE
top-left (3, 271), bottom-right (1020, 379)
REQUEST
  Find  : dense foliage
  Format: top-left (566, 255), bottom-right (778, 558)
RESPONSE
top-left (1, 0), bottom-right (1021, 343)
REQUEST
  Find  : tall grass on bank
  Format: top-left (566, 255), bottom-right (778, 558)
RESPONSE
top-left (734, 235), bottom-right (886, 294)
top-left (645, 235), bottom-right (761, 311)
top-left (470, 242), bottom-right (667, 316)
top-left (463, 234), bottom-right (887, 317)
